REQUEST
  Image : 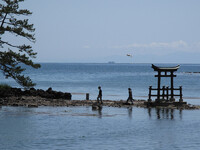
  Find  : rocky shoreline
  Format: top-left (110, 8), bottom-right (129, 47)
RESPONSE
top-left (0, 88), bottom-right (199, 110)
top-left (1, 96), bottom-right (200, 110)
top-left (0, 87), bottom-right (71, 99)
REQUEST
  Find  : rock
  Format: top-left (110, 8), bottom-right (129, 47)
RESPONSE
top-left (0, 98), bottom-right (4, 104)
top-left (0, 87), bottom-right (71, 100)
top-left (27, 104), bottom-right (38, 108)
top-left (37, 89), bottom-right (52, 98)
top-left (11, 103), bottom-right (19, 106)
top-left (46, 87), bottom-right (53, 93)
top-left (64, 92), bottom-right (72, 100)
top-left (12, 88), bottom-right (23, 96)
top-left (0, 88), bottom-right (12, 97)
top-left (92, 103), bottom-right (102, 110)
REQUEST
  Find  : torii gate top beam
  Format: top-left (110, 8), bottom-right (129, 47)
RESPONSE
top-left (152, 64), bottom-right (180, 72)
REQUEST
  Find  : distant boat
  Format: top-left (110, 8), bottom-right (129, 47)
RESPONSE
top-left (108, 61), bottom-right (115, 64)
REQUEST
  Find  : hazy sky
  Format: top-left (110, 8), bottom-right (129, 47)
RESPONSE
top-left (21, 0), bottom-right (200, 63)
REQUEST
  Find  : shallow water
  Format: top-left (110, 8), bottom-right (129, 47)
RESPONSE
top-left (0, 106), bottom-right (200, 150)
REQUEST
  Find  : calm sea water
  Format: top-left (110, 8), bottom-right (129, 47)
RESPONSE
top-left (1, 63), bottom-right (200, 104)
top-left (0, 63), bottom-right (200, 149)
top-left (0, 106), bottom-right (200, 150)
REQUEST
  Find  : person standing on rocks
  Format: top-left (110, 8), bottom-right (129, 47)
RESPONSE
top-left (127, 88), bottom-right (133, 104)
top-left (97, 86), bottom-right (103, 104)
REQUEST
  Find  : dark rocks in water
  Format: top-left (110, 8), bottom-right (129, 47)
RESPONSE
top-left (11, 103), bottom-right (19, 107)
top-left (0, 87), bottom-right (71, 100)
top-left (27, 104), bottom-right (38, 108)
top-left (45, 87), bottom-right (71, 99)
top-left (92, 103), bottom-right (102, 110)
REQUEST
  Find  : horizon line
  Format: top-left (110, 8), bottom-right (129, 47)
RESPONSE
top-left (34, 62), bottom-right (200, 65)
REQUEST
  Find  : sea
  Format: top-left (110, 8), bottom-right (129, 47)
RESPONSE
top-left (0, 63), bottom-right (200, 150)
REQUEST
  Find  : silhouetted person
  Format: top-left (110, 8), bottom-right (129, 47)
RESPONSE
top-left (97, 86), bottom-right (103, 104)
top-left (126, 88), bottom-right (133, 104)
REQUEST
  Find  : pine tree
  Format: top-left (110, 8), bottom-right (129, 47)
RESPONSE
top-left (0, 0), bottom-right (40, 88)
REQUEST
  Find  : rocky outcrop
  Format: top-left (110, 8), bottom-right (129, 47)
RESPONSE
top-left (0, 96), bottom-right (199, 110)
top-left (0, 87), bottom-right (71, 100)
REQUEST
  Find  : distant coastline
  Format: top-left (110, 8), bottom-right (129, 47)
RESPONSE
top-left (108, 61), bottom-right (115, 64)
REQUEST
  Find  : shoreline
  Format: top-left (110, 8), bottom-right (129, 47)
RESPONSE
top-left (0, 87), bottom-right (199, 110)
top-left (1, 96), bottom-right (200, 110)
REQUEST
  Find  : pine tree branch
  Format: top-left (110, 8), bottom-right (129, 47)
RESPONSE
top-left (4, 26), bottom-right (35, 41)
top-left (0, 0), bottom-right (40, 88)
top-left (0, 40), bottom-right (38, 59)
top-left (0, 40), bottom-right (19, 48)
top-left (0, 12), bottom-right (7, 29)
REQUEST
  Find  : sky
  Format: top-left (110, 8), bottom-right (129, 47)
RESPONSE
top-left (19, 0), bottom-right (200, 63)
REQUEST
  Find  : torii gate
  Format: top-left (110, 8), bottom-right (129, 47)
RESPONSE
top-left (148, 64), bottom-right (183, 103)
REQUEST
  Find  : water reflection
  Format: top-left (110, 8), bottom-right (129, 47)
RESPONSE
top-left (98, 109), bottom-right (102, 118)
top-left (127, 107), bottom-right (132, 119)
top-left (92, 106), bottom-right (103, 118)
top-left (148, 108), bottom-right (183, 120)
top-left (148, 107), bottom-right (151, 118)
top-left (179, 109), bottom-right (182, 119)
